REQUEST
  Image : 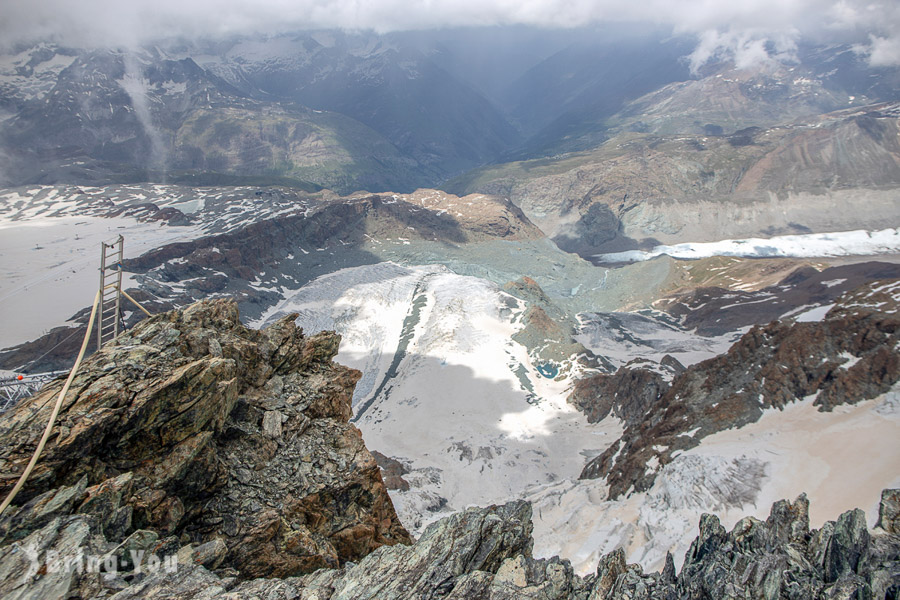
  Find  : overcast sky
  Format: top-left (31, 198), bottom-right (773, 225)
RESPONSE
top-left (2, 0), bottom-right (899, 67)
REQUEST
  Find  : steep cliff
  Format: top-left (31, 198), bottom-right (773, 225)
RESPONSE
top-left (0, 298), bottom-right (409, 597)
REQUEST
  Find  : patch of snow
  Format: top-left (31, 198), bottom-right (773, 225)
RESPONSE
top-left (596, 228), bottom-right (900, 262)
top-left (575, 311), bottom-right (745, 368)
top-left (838, 351), bottom-right (861, 370)
top-left (0, 215), bottom-right (201, 349)
top-left (821, 278), bottom-right (847, 288)
top-left (794, 304), bottom-right (835, 322)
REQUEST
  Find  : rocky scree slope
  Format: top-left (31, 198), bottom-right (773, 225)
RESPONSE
top-left (0, 298), bottom-right (409, 594)
top-left (577, 279), bottom-right (900, 498)
top-left (655, 261), bottom-right (900, 336)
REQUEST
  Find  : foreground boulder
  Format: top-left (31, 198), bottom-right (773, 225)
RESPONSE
top-left (0, 298), bottom-right (410, 596)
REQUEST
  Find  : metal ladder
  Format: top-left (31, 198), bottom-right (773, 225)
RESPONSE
top-left (97, 235), bottom-right (125, 350)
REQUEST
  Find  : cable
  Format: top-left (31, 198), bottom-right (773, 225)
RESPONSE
top-left (0, 290), bottom-right (101, 517)
top-left (15, 326), bottom-right (84, 374)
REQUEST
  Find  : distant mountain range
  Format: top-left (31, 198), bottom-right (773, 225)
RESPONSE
top-left (2, 29), bottom-right (897, 198)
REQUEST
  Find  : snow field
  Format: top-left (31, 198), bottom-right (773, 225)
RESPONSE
top-left (597, 228), bottom-right (900, 263)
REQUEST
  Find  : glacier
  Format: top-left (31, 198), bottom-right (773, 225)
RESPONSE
top-left (597, 227), bottom-right (900, 263)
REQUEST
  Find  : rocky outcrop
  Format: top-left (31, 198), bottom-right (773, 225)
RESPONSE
top-left (657, 261), bottom-right (900, 336)
top-left (579, 279), bottom-right (900, 498)
top-left (8, 489), bottom-right (896, 599)
top-left (569, 365), bottom-right (671, 424)
top-left (128, 192), bottom-right (541, 281)
top-left (502, 276), bottom-right (609, 375)
top-left (371, 451), bottom-right (411, 492)
top-left (127, 191), bottom-right (540, 326)
top-left (0, 299), bottom-right (409, 591)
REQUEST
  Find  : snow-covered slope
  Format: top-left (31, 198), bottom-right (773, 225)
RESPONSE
top-left (254, 262), bottom-right (440, 404)
top-left (575, 310), bottom-right (746, 369)
top-left (252, 260), bottom-right (900, 577)
top-left (597, 228), bottom-right (900, 263)
top-left (255, 263), bottom-right (620, 535)
top-left (0, 201), bottom-right (204, 348)
top-left (527, 384), bottom-right (900, 575)
top-left (0, 184), bottom-right (323, 235)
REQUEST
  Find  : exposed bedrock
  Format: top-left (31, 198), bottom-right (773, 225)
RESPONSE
top-left (5, 490), bottom-right (897, 599)
top-left (0, 298), bottom-right (410, 583)
top-left (577, 279), bottom-right (900, 498)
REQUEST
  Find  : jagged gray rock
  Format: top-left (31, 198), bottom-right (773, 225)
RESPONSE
top-left (0, 298), bottom-right (410, 597)
top-left (877, 489), bottom-right (900, 534)
top-left (11, 490), bottom-right (892, 599)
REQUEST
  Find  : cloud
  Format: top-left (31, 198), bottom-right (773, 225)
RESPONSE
top-left (864, 35), bottom-right (900, 67)
top-left (687, 29), bottom-right (797, 74)
top-left (119, 56), bottom-right (170, 174)
top-left (0, 0), bottom-right (897, 70)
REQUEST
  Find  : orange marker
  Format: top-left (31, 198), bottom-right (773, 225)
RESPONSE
top-left (17, 375), bottom-right (24, 380)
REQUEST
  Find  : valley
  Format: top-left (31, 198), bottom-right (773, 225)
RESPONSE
top-left (0, 17), bottom-right (899, 599)
top-left (1, 181), bottom-right (897, 579)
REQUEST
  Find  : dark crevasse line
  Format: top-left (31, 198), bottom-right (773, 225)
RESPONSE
top-left (351, 277), bottom-right (432, 423)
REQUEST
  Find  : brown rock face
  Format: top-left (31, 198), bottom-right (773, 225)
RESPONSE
top-left (127, 191), bottom-right (542, 281)
top-left (579, 279), bottom-right (900, 499)
top-left (371, 451), bottom-right (411, 492)
top-left (569, 367), bottom-right (670, 425)
top-left (0, 299), bottom-right (410, 578)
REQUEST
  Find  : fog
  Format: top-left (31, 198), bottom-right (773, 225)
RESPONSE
top-left (2, 0), bottom-right (898, 67)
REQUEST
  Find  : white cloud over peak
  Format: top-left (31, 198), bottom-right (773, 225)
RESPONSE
top-left (866, 35), bottom-right (900, 67)
top-left (1, 0), bottom-right (897, 68)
